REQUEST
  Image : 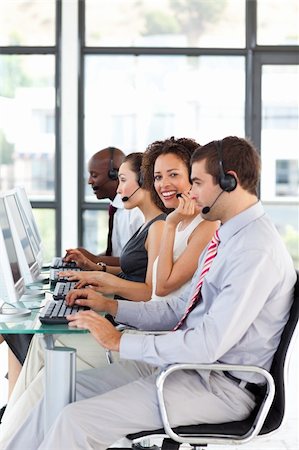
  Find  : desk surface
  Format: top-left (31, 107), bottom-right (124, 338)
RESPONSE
top-left (0, 297), bottom-right (88, 335)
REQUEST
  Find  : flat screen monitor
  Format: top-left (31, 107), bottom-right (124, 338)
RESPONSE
top-left (4, 192), bottom-right (40, 285)
top-left (14, 186), bottom-right (43, 269)
top-left (0, 196), bottom-right (25, 303)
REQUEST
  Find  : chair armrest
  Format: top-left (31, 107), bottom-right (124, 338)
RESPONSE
top-left (156, 362), bottom-right (275, 446)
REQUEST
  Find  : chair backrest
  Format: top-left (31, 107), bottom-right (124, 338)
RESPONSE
top-left (260, 270), bottom-right (299, 434)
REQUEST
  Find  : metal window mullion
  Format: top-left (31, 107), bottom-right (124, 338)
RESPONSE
top-left (78, 0), bottom-right (85, 247)
top-left (55, 0), bottom-right (62, 256)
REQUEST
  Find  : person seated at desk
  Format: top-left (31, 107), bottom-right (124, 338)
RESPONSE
top-left (2, 136), bottom-right (296, 450)
top-left (0, 146), bottom-right (143, 419)
top-left (142, 136), bottom-right (219, 301)
top-left (64, 146), bottom-right (144, 268)
top-left (0, 150), bottom-right (166, 442)
top-left (0, 137), bottom-right (216, 443)
top-left (64, 151), bottom-right (167, 301)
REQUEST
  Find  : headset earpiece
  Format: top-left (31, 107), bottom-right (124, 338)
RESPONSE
top-left (138, 171), bottom-right (144, 187)
top-left (215, 140), bottom-right (237, 192)
top-left (107, 147), bottom-right (119, 181)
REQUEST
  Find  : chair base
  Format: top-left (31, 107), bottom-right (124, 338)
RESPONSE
top-left (132, 443), bottom-right (160, 450)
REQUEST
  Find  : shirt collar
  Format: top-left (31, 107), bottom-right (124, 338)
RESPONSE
top-left (218, 201), bottom-right (265, 245)
top-left (111, 193), bottom-right (124, 209)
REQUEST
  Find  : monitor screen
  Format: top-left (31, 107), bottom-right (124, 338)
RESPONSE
top-left (0, 197), bottom-right (22, 284)
top-left (15, 186), bottom-right (41, 247)
top-left (16, 196), bottom-right (40, 256)
top-left (5, 194), bottom-right (36, 270)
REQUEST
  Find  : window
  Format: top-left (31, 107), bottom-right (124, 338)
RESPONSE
top-left (80, 0), bottom-right (299, 269)
top-left (85, 0), bottom-right (246, 48)
top-left (1, 1), bottom-right (298, 269)
top-left (276, 160), bottom-right (299, 197)
top-left (257, 0), bottom-right (299, 45)
top-left (0, 0), bottom-right (60, 257)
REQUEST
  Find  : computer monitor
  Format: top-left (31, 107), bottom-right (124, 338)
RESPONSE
top-left (14, 186), bottom-right (43, 269)
top-left (4, 191), bottom-right (40, 285)
top-left (0, 196), bottom-right (26, 303)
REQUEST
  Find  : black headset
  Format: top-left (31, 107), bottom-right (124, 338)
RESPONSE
top-left (137, 170), bottom-right (144, 187)
top-left (215, 140), bottom-right (237, 192)
top-left (107, 147), bottom-right (119, 181)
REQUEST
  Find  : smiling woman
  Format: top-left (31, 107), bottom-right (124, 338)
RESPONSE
top-left (142, 136), bottom-right (219, 300)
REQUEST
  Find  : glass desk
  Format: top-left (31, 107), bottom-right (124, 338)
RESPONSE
top-left (0, 297), bottom-right (88, 432)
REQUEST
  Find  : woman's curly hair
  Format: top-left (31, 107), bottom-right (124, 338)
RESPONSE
top-left (141, 136), bottom-right (200, 213)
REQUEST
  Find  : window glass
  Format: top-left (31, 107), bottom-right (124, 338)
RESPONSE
top-left (257, 0), bottom-right (299, 45)
top-left (260, 65), bottom-right (299, 201)
top-left (261, 64), bottom-right (299, 269)
top-left (85, 0), bottom-right (245, 48)
top-left (0, 0), bottom-right (55, 46)
top-left (84, 54), bottom-right (245, 199)
top-left (83, 209), bottom-right (108, 255)
top-left (0, 55), bottom-right (55, 199)
top-left (263, 203), bottom-right (299, 269)
top-left (33, 208), bottom-right (55, 262)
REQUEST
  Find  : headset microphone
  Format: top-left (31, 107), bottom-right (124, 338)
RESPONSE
top-left (121, 187), bottom-right (141, 202)
top-left (202, 191), bottom-right (224, 215)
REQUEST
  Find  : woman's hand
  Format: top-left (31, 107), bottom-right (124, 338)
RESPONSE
top-left (61, 270), bottom-right (120, 294)
top-left (58, 271), bottom-right (100, 288)
top-left (63, 249), bottom-right (98, 270)
top-left (81, 272), bottom-right (121, 295)
top-left (166, 192), bottom-right (199, 227)
top-left (67, 310), bottom-right (121, 351)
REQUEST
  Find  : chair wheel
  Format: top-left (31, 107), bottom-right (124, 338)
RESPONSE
top-left (132, 443), bottom-right (160, 450)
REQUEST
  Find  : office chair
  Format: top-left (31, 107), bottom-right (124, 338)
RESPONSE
top-left (126, 271), bottom-right (299, 450)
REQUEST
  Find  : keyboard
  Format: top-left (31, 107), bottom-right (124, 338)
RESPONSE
top-left (53, 281), bottom-right (77, 300)
top-left (39, 299), bottom-right (90, 324)
top-left (50, 266), bottom-right (81, 283)
top-left (51, 257), bottom-right (78, 269)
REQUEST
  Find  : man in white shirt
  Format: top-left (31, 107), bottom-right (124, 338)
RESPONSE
top-left (64, 146), bottom-right (144, 267)
top-left (3, 137), bottom-right (296, 450)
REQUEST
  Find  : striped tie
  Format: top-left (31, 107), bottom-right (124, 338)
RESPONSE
top-left (173, 230), bottom-right (220, 331)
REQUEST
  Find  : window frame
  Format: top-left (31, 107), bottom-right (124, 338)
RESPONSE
top-left (78, 0), bottom-right (298, 249)
top-left (0, 0), bottom-right (62, 256)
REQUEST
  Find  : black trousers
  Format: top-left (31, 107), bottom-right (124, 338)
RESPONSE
top-left (3, 334), bottom-right (33, 365)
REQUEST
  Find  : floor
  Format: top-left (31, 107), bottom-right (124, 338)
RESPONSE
top-left (0, 336), bottom-right (298, 449)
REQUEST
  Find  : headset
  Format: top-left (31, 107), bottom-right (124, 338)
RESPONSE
top-left (121, 169), bottom-right (143, 203)
top-left (137, 170), bottom-right (144, 187)
top-left (215, 140), bottom-right (237, 192)
top-left (107, 147), bottom-right (119, 181)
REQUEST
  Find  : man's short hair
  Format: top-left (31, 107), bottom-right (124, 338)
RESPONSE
top-left (191, 136), bottom-right (261, 195)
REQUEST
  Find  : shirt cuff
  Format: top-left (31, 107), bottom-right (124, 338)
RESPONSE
top-left (119, 331), bottom-right (145, 361)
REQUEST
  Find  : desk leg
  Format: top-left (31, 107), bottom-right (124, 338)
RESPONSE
top-left (43, 335), bottom-right (76, 432)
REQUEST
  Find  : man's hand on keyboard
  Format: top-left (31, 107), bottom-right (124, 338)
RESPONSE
top-left (65, 287), bottom-right (118, 316)
top-left (67, 310), bottom-right (121, 351)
